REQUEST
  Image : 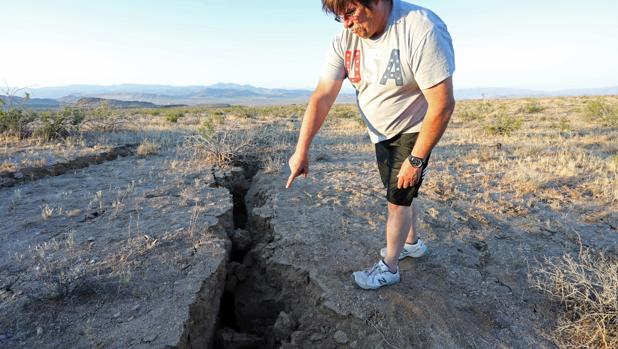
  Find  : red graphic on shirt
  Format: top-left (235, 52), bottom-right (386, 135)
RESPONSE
top-left (344, 50), bottom-right (361, 83)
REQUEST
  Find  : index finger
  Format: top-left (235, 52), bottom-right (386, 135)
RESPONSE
top-left (286, 171), bottom-right (298, 189)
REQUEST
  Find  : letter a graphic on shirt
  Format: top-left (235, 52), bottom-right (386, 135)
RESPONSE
top-left (345, 50), bottom-right (361, 83)
top-left (380, 49), bottom-right (403, 86)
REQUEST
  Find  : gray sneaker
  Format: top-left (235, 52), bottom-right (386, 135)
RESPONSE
top-left (380, 239), bottom-right (427, 260)
top-left (352, 260), bottom-right (400, 290)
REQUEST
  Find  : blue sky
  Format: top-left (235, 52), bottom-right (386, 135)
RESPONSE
top-left (1, 0), bottom-right (617, 90)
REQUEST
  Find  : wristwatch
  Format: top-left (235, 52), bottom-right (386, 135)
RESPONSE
top-left (407, 155), bottom-right (425, 168)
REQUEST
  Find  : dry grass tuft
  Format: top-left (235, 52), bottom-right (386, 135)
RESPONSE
top-left (529, 245), bottom-right (618, 349)
top-left (183, 131), bottom-right (256, 168)
top-left (136, 139), bottom-right (160, 157)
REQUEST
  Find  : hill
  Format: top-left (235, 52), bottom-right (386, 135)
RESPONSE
top-left (73, 97), bottom-right (160, 109)
top-left (0, 95), bottom-right (60, 109)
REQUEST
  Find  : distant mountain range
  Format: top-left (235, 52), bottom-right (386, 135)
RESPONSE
top-left (23, 83), bottom-right (327, 106)
top-left (2, 83), bottom-right (616, 109)
top-left (454, 86), bottom-right (618, 99)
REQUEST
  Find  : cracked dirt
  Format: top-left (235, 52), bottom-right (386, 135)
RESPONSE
top-left (1, 98), bottom-right (617, 348)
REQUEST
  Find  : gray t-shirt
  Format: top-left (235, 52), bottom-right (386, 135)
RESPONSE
top-left (321, 0), bottom-right (455, 143)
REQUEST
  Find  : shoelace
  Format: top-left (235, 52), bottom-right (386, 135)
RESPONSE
top-left (364, 262), bottom-right (383, 276)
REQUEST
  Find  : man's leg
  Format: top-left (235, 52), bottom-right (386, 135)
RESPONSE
top-left (383, 202), bottom-right (412, 272)
top-left (406, 200), bottom-right (419, 245)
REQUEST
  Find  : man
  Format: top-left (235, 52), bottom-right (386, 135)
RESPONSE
top-left (286, 0), bottom-right (455, 290)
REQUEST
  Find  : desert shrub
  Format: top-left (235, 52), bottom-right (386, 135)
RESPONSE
top-left (329, 105), bottom-right (358, 119)
top-left (477, 99), bottom-right (494, 114)
top-left (552, 116), bottom-right (572, 131)
top-left (33, 107), bottom-right (85, 141)
top-left (183, 120), bottom-right (288, 168)
top-left (62, 107), bottom-right (86, 125)
top-left (34, 111), bottom-right (67, 140)
top-left (584, 99), bottom-right (617, 127)
top-left (136, 139), bottom-right (160, 157)
top-left (165, 111), bottom-right (184, 123)
top-left (185, 130), bottom-right (256, 168)
top-left (227, 106), bottom-right (256, 119)
top-left (529, 246), bottom-right (617, 349)
top-left (0, 107), bottom-right (34, 137)
top-left (255, 104), bottom-right (306, 119)
top-left (520, 101), bottom-right (545, 114)
top-left (198, 118), bottom-right (216, 138)
top-left (457, 108), bottom-right (484, 122)
top-left (31, 233), bottom-right (89, 298)
top-left (211, 113), bottom-right (224, 125)
top-left (484, 113), bottom-right (523, 136)
top-left (81, 102), bottom-right (132, 131)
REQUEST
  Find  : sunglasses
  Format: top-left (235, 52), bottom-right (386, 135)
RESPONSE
top-left (335, 7), bottom-right (361, 22)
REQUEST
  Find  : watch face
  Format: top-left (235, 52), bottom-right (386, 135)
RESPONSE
top-left (409, 156), bottom-right (423, 167)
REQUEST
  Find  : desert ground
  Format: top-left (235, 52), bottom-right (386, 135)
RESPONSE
top-left (0, 96), bottom-right (616, 348)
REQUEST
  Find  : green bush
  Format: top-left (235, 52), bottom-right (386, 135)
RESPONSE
top-left (60, 107), bottom-right (85, 126)
top-left (227, 106), bottom-right (256, 119)
top-left (165, 111), bottom-right (184, 123)
top-left (0, 107), bottom-right (33, 136)
top-left (584, 99), bottom-right (617, 126)
top-left (33, 108), bottom-right (85, 141)
top-left (521, 101), bottom-right (545, 114)
top-left (329, 105), bottom-right (358, 119)
top-left (477, 100), bottom-right (494, 114)
top-left (458, 108), bottom-right (484, 122)
top-left (34, 112), bottom-right (67, 140)
top-left (552, 116), bottom-right (571, 131)
top-left (198, 118), bottom-right (216, 137)
top-left (484, 113), bottom-right (523, 136)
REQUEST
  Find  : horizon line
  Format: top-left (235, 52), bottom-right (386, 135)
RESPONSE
top-left (6, 82), bottom-right (618, 93)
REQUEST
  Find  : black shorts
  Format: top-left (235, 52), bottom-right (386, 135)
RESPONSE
top-left (375, 133), bottom-right (430, 207)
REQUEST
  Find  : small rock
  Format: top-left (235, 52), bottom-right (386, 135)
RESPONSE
top-left (290, 330), bottom-right (307, 345)
top-left (229, 229), bottom-right (252, 252)
top-left (36, 327), bottom-right (43, 335)
top-left (217, 327), bottom-right (265, 349)
top-left (0, 334), bottom-right (7, 341)
top-left (272, 311), bottom-right (295, 341)
top-left (87, 237), bottom-right (96, 242)
top-left (234, 263), bottom-right (248, 281)
top-left (333, 330), bottom-right (348, 344)
top-left (113, 312), bottom-right (121, 318)
top-left (14, 172), bottom-right (24, 179)
top-left (142, 334), bottom-right (158, 343)
top-left (350, 340), bottom-right (358, 348)
top-left (309, 333), bottom-right (324, 341)
top-left (131, 304), bottom-right (141, 312)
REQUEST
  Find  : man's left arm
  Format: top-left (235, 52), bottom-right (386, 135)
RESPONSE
top-left (397, 76), bottom-right (455, 189)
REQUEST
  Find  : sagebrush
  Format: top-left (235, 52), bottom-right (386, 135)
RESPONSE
top-left (529, 246), bottom-right (617, 349)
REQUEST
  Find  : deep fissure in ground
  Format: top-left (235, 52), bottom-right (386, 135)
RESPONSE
top-left (214, 162), bottom-right (277, 348)
top-left (208, 162), bottom-right (364, 349)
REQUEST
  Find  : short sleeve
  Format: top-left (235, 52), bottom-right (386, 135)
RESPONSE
top-left (411, 24), bottom-right (456, 89)
top-left (320, 36), bottom-right (347, 81)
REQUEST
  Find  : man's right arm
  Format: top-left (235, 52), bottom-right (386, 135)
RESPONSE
top-left (286, 78), bottom-right (343, 188)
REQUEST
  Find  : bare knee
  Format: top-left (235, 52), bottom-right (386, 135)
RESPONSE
top-left (387, 202), bottom-right (410, 215)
